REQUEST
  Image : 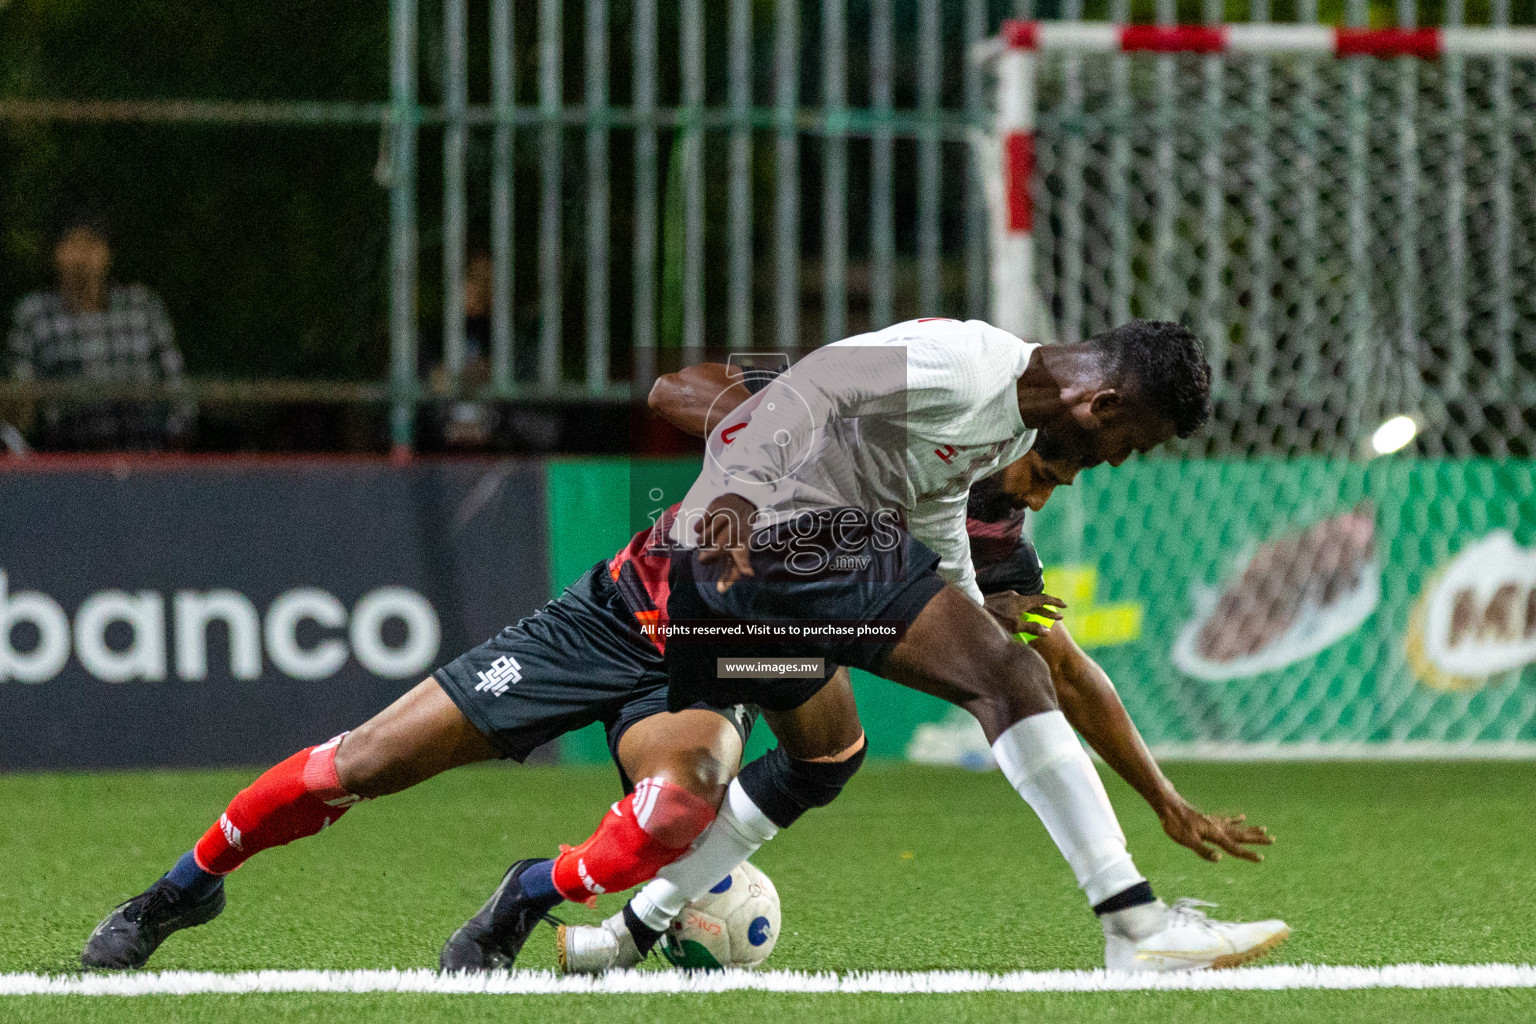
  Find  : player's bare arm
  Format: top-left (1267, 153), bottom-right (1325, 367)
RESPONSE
top-left (649, 363), bottom-right (750, 438)
top-left (983, 591), bottom-right (1274, 863)
top-left (696, 492), bottom-right (758, 592)
top-left (1031, 620), bottom-right (1273, 863)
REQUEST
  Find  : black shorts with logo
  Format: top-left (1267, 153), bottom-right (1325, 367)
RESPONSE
top-left (664, 508), bottom-right (948, 712)
top-left (434, 562), bottom-right (754, 785)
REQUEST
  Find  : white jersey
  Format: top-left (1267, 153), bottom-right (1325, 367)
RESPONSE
top-left (670, 318), bottom-right (1038, 604)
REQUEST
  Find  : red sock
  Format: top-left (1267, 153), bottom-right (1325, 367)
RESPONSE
top-left (552, 777), bottom-right (716, 902)
top-left (193, 733), bottom-right (362, 876)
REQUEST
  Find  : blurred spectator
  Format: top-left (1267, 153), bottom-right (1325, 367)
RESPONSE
top-left (5, 202), bottom-right (191, 451)
top-left (426, 249), bottom-right (496, 449)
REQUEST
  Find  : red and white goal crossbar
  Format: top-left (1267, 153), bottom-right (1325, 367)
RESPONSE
top-left (999, 20), bottom-right (1536, 58)
top-left (984, 20), bottom-right (1536, 339)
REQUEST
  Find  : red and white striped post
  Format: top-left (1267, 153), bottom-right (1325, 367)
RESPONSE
top-left (1000, 19), bottom-right (1536, 58)
top-left (989, 21), bottom-right (1038, 341)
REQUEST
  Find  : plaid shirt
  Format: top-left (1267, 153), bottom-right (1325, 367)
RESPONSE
top-left (7, 284), bottom-right (188, 449)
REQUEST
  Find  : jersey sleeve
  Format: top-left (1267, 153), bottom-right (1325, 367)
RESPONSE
top-left (907, 490), bottom-right (983, 605)
top-left (974, 537), bottom-right (1045, 598)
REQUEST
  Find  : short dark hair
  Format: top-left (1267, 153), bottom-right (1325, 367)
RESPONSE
top-left (1090, 319), bottom-right (1212, 438)
top-left (54, 198), bottom-right (112, 247)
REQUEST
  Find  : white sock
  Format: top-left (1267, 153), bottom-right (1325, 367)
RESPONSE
top-left (991, 710), bottom-right (1146, 908)
top-left (1101, 898), bottom-right (1169, 940)
top-left (629, 778), bottom-right (779, 933)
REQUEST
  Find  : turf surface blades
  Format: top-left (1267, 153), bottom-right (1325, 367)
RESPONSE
top-left (3, 760), bottom-right (1533, 1022)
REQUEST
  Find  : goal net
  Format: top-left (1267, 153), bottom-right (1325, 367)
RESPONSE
top-left (947, 23), bottom-right (1536, 759)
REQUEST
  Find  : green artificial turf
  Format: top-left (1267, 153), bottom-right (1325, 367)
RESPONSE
top-left (3, 760), bottom-right (1533, 1022)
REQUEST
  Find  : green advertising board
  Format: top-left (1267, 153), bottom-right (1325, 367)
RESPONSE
top-left (548, 456), bottom-right (1536, 763)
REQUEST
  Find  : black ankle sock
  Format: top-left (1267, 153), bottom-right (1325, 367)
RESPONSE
top-left (1092, 880), bottom-right (1157, 916)
top-left (622, 903), bottom-right (664, 956)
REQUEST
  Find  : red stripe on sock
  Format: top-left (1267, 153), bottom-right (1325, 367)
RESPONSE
top-left (551, 778), bottom-right (716, 902)
top-left (193, 733), bottom-right (361, 876)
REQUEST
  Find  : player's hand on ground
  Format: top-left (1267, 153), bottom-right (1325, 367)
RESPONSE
top-left (983, 591), bottom-right (1066, 638)
top-left (697, 493), bottom-right (759, 593)
top-left (1157, 796), bottom-right (1274, 863)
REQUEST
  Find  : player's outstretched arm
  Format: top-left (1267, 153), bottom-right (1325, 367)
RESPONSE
top-left (649, 363), bottom-right (749, 438)
top-left (1029, 618), bottom-right (1275, 864)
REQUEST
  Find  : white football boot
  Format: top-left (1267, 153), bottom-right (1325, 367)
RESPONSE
top-left (1103, 898), bottom-right (1290, 972)
top-left (556, 913), bottom-right (644, 974)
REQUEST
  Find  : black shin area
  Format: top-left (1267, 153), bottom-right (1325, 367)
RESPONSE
top-left (736, 739), bottom-right (868, 830)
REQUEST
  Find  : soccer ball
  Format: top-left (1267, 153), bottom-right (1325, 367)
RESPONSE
top-left (659, 861), bottom-right (780, 969)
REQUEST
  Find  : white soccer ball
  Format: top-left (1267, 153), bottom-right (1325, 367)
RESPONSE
top-left (659, 861), bottom-right (780, 969)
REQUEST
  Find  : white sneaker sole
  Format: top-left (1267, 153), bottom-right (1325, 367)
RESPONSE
top-left (1208, 924), bottom-right (1291, 970)
top-left (1127, 924), bottom-right (1291, 972)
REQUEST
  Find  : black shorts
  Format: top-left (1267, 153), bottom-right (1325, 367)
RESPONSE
top-left (664, 508), bottom-right (948, 711)
top-left (434, 562), bottom-right (754, 783)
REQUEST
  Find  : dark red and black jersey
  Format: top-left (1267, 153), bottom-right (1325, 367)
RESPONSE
top-left (966, 507), bottom-right (1027, 566)
top-left (607, 503), bottom-right (680, 652)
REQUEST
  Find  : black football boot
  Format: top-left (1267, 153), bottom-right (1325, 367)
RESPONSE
top-left (82, 878), bottom-right (227, 970)
top-left (440, 859), bottom-right (563, 971)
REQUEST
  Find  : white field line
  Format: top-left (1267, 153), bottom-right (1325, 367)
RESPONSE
top-left (4, 964), bottom-right (1536, 996)
top-left (1146, 741), bottom-right (1536, 761)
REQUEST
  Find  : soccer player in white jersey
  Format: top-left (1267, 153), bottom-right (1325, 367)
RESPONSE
top-left (457, 318), bottom-right (1290, 973)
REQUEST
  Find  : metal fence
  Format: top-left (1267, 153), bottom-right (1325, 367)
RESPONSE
top-left (386, 0), bottom-right (1536, 454)
top-left (4, 0), bottom-right (1534, 456)
top-left (382, 0), bottom-right (1018, 449)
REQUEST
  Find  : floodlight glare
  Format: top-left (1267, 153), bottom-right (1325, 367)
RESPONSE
top-left (1370, 415), bottom-right (1418, 455)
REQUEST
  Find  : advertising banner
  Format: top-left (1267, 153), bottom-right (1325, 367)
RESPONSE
top-left (546, 457), bottom-right (1536, 763)
top-left (973, 457), bottom-right (1536, 759)
top-left (0, 458), bottom-right (546, 770)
